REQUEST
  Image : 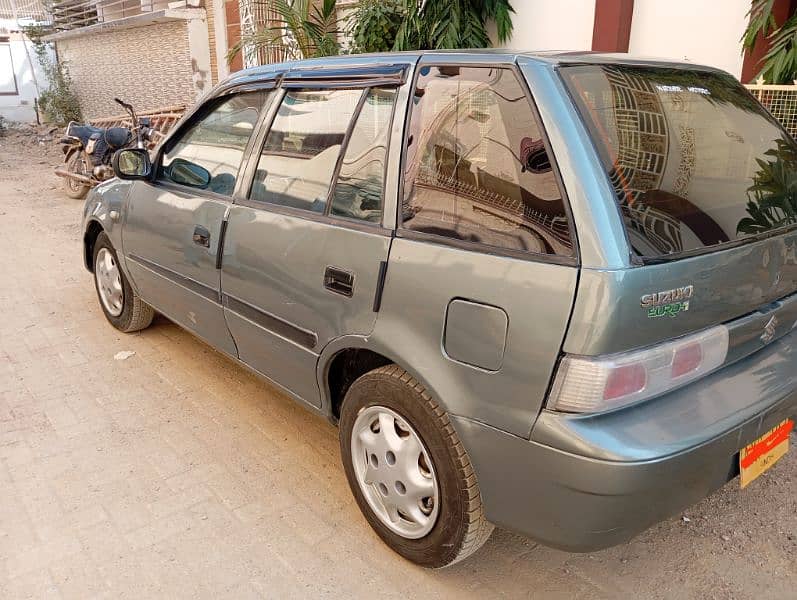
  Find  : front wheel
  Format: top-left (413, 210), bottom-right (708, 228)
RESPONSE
top-left (339, 365), bottom-right (493, 568)
top-left (63, 150), bottom-right (91, 199)
top-left (92, 232), bottom-right (154, 332)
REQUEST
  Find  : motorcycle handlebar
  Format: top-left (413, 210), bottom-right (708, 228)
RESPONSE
top-left (114, 97), bottom-right (133, 111)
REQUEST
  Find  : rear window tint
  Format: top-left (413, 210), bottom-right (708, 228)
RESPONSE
top-left (561, 65), bottom-right (797, 258)
top-left (401, 66), bottom-right (574, 257)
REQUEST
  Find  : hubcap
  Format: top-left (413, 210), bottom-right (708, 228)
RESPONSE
top-left (95, 247), bottom-right (124, 317)
top-left (351, 406), bottom-right (440, 539)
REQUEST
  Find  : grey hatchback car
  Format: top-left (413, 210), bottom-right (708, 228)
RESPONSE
top-left (82, 51), bottom-right (797, 567)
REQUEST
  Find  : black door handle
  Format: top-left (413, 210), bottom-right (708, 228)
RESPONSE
top-left (193, 225), bottom-right (210, 247)
top-left (324, 266), bottom-right (355, 297)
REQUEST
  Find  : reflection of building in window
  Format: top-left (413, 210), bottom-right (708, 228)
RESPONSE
top-left (673, 125), bottom-right (695, 198)
top-left (601, 67), bottom-right (685, 254)
top-left (405, 67), bottom-right (573, 256)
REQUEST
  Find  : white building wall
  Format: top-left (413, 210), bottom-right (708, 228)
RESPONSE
top-left (500, 0), bottom-right (595, 52)
top-left (503, 1), bottom-right (750, 79)
top-left (0, 31), bottom-right (47, 123)
top-left (627, 0), bottom-right (750, 78)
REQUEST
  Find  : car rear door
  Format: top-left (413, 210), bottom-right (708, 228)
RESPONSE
top-left (220, 66), bottom-right (407, 407)
top-left (122, 90), bottom-right (274, 355)
top-left (371, 58), bottom-right (580, 437)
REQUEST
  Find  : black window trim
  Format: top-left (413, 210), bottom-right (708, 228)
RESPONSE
top-left (394, 59), bottom-right (580, 267)
top-left (327, 86), bottom-right (401, 224)
top-left (234, 81), bottom-right (402, 235)
top-left (148, 84), bottom-right (278, 202)
top-left (281, 64), bottom-right (408, 88)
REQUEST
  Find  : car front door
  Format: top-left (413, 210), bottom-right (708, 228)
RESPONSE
top-left (122, 90), bottom-right (274, 355)
top-left (220, 75), bottom-right (404, 407)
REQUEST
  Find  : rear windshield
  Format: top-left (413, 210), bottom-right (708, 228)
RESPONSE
top-left (561, 64), bottom-right (797, 259)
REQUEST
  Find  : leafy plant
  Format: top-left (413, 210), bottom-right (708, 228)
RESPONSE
top-left (737, 136), bottom-right (797, 235)
top-left (348, 0), bottom-right (405, 54)
top-left (394, 0), bottom-right (514, 51)
top-left (23, 24), bottom-right (82, 124)
top-left (741, 0), bottom-right (797, 83)
top-left (0, 114), bottom-right (7, 135)
top-left (227, 0), bottom-right (341, 64)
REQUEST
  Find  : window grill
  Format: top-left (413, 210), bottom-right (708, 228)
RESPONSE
top-left (746, 81), bottom-right (797, 138)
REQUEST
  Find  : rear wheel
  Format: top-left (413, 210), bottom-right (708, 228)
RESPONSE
top-left (339, 365), bottom-right (493, 568)
top-left (64, 150), bottom-right (91, 199)
top-left (92, 232), bottom-right (154, 332)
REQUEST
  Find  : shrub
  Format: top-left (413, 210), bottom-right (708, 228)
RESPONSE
top-left (348, 0), bottom-right (405, 54)
top-left (23, 25), bottom-right (82, 125)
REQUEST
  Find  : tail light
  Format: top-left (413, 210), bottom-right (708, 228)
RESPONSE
top-left (547, 325), bottom-right (729, 413)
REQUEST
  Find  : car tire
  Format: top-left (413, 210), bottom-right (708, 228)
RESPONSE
top-left (92, 231), bottom-right (154, 332)
top-left (339, 364), bottom-right (493, 568)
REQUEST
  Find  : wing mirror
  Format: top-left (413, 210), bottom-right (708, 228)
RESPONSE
top-left (167, 158), bottom-right (212, 189)
top-left (112, 148), bottom-right (152, 179)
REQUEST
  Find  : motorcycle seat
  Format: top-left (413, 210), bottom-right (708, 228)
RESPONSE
top-left (66, 124), bottom-right (131, 149)
top-left (66, 123), bottom-right (105, 143)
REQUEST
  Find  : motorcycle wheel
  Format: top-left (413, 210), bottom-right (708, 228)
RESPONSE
top-left (64, 150), bottom-right (92, 200)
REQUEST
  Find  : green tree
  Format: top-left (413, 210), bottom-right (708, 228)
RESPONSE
top-left (227, 0), bottom-right (341, 64)
top-left (741, 0), bottom-right (797, 83)
top-left (394, 0), bottom-right (514, 50)
top-left (348, 0), bottom-right (405, 54)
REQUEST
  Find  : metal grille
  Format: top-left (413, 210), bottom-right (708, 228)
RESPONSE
top-left (48, 0), bottom-right (174, 31)
top-left (746, 82), bottom-right (797, 138)
top-left (0, 0), bottom-right (47, 20)
top-left (238, 0), bottom-right (290, 67)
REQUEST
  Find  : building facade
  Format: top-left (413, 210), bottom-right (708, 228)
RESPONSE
top-left (5, 0), bottom-right (790, 124)
top-left (0, 0), bottom-right (49, 122)
top-left (45, 1), bottom-right (213, 119)
top-left (502, 0), bottom-right (792, 83)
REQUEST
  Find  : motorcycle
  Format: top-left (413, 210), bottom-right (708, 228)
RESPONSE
top-left (56, 98), bottom-right (158, 199)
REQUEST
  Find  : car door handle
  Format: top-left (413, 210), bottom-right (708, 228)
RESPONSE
top-left (324, 266), bottom-right (354, 297)
top-left (193, 225), bottom-right (210, 248)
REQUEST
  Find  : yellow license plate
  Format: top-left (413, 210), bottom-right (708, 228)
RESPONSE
top-left (739, 419), bottom-right (793, 488)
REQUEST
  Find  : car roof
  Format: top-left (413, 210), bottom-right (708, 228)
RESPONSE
top-left (222, 49), bottom-right (727, 88)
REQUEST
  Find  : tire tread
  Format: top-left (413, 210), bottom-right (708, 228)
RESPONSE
top-left (365, 364), bottom-right (494, 567)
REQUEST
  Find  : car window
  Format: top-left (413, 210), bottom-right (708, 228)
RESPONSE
top-left (329, 88), bottom-right (397, 223)
top-left (160, 91), bottom-right (271, 196)
top-left (401, 66), bottom-right (574, 257)
top-left (249, 89), bottom-right (364, 213)
top-left (561, 65), bottom-right (797, 258)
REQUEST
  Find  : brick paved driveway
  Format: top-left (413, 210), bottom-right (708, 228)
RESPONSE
top-left (0, 137), bottom-right (794, 599)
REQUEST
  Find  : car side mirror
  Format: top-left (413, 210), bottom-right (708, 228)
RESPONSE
top-left (112, 148), bottom-right (152, 180)
top-left (167, 158), bottom-right (211, 189)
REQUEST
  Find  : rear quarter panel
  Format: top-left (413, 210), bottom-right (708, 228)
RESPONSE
top-left (369, 238), bottom-right (578, 438)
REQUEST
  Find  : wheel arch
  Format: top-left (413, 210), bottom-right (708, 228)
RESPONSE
top-left (318, 336), bottom-right (445, 424)
top-left (83, 218), bottom-right (105, 272)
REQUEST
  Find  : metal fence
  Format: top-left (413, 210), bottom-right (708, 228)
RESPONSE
top-left (49, 0), bottom-right (173, 31)
top-left (90, 103), bottom-right (186, 147)
top-left (0, 0), bottom-right (47, 20)
top-left (746, 82), bottom-right (797, 138)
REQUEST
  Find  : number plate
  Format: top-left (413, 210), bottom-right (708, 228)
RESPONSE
top-left (739, 419), bottom-right (793, 488)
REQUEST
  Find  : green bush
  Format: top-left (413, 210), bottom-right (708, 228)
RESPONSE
top-left (23, 25), bottom-right (82, 125)
top-left (349, 0), bottom-right (405, 54)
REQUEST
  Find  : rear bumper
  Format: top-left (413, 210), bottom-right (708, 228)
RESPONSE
top-left (451, 332), bottom-right (797, 552)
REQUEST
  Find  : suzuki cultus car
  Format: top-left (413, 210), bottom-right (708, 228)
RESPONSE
top-left (82, 51), bottom-right (796, 567)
